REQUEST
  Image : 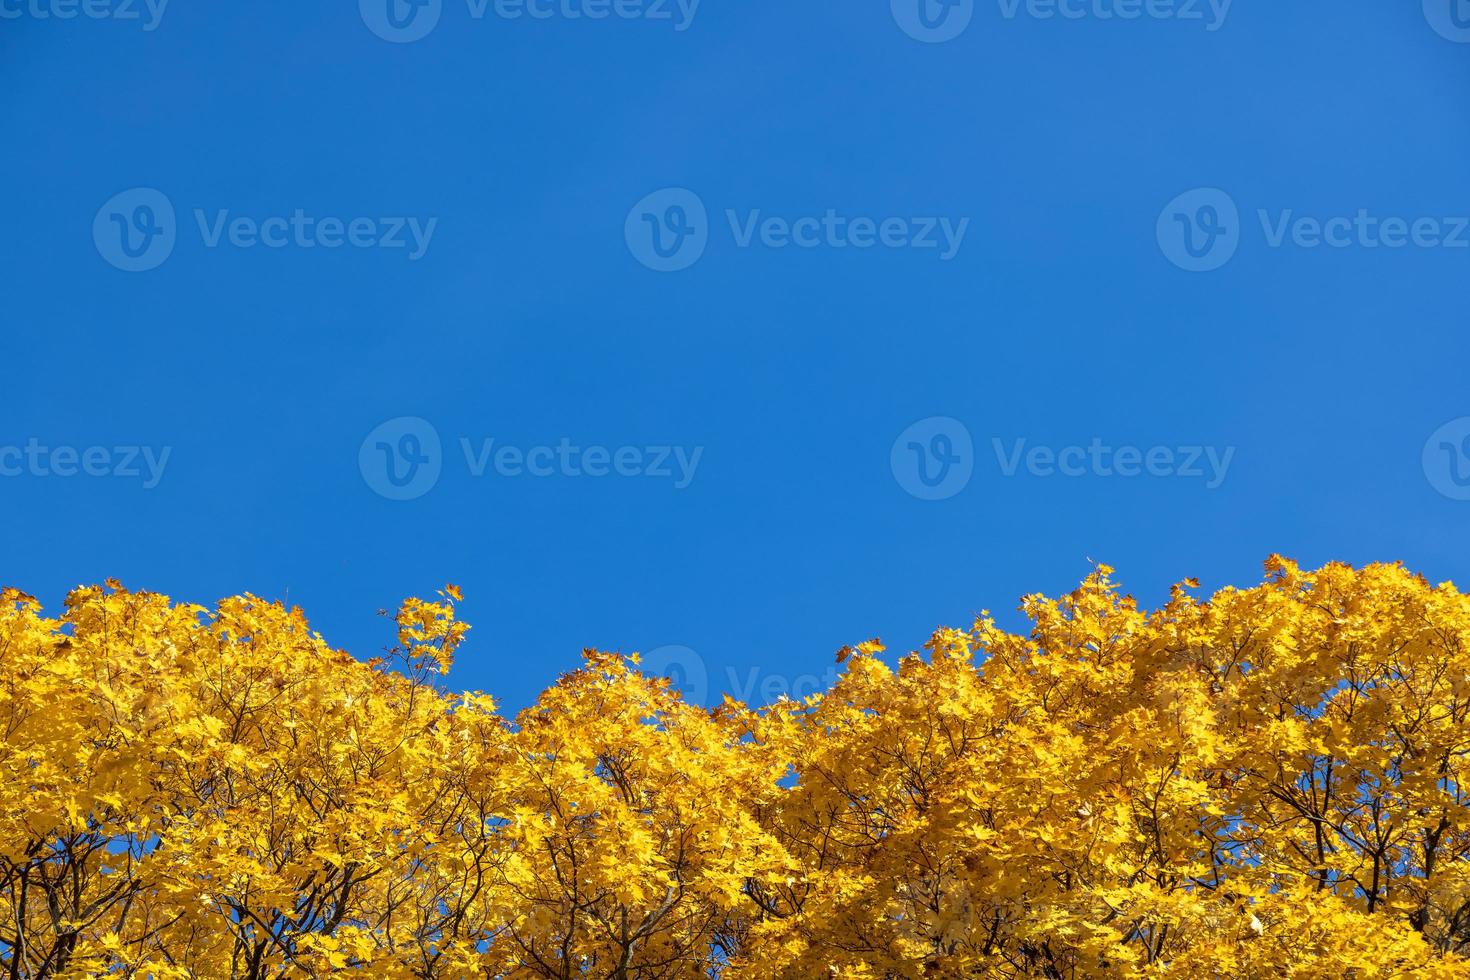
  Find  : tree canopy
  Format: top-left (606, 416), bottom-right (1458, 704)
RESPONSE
top-left (3, 558), bottom-right (1470, 977)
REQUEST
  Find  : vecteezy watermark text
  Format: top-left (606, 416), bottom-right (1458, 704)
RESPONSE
top-left (359, 417), bottom-right (704, 500)
top-left (460, 438), bottom-right (702, 488)
top-left (626, 188), bottom-right (970, 272)
top-left (640, 645), bottom-right (840, 707)
top-left (359, 0), bottom-right (698, 43)
top-left (94, 188), bottom-right (438, 272)
top-left (993, 438), bottom-right (1234, 489)
top-left (727, 210), bottom-right (968, 259)
top-left (193, 210), bottom-right (436, 258)
top-left (1158, 188), bottom-right (1470, 272)
top-left (0, 440), bottom-right (171, 489)
top-left (0, 0), bottom-right (168, 30)
top-left (890, 0), bottom-right (1230, 43)
top-left (891, 418), bottom-right (1236, 499)
top-left (996, 0), bottom-right (1231, 29)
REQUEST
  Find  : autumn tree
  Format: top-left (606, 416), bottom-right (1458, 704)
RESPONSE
top-left (3, 558), bottom-right (1470, 977)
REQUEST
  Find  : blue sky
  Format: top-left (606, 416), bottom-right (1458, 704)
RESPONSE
top-left (4, 1), bottom-right (1470, 711)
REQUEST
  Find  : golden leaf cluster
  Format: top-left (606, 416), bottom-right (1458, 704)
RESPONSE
top-left (3, 559), bottom-right (1470, 977)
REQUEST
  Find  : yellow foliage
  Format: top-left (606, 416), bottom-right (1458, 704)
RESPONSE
top-left (1, 560), bottom-right (1470, 977)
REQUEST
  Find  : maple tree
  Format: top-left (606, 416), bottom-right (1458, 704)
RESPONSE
top-left (3, 558), bottom-right (1470, 977)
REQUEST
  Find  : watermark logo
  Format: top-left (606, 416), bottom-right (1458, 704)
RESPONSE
top-left (1160, 189), bottom-right (1470, 272)
top-left (890, 424), bottom-right (1235, 498)
top-left (359, 421), bottom-right (704, 499)
top-left (1425, 0), bottom-right (1470, 42)
top-left (360, 0), bottom-right (698, 42)
top-left (626, 188), bottom-right (709, 272)
top-left (892, 0), bottom-right (974, 43)
top-left (0, 0), bottom-right (169, 30)
top-left (891, 417), bottom-right (975, 501)
top-left (627, 188), bottom-right (970, 272)
top-left (92, 189), bottom-right (438, 272)
top-left (1157, 188), bottom-right (1239, 272)
top-left (640, 645), bottom-right (709, 705)
top-left (895, 0), bottom-right (1231, 38)
top-left (639, 645), bottom-right (840, 707)
top-left (0, 439), bottom-right (171, 489)
top-left (360, 0), bottom-right (442, 42)
top-left (94, 188), bottom-right (176, 272)
top-left (360, 417), bottom-right (443, 501)
top-left (1424, 418), bottom-right (1470, 501)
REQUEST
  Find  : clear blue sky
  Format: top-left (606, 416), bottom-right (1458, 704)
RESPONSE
top-left (5, 2), bottom-right (1470, 711)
